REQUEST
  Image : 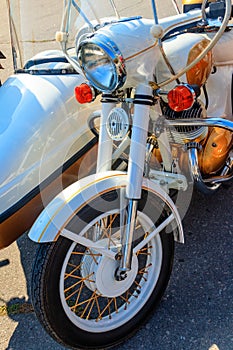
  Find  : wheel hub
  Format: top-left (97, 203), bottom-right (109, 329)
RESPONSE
top-left (81, 242), bottom-right (138, 298)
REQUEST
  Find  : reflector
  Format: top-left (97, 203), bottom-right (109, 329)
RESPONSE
top-left (167, 84), bottom-right (195, 112)
top-left (74, 84), bottom-right (94, 104)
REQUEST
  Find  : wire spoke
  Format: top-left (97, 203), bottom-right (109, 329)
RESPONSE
top-left (65, 272), bottom-right (95, 297)
top-left (61, 209), bottom-right (159, 329)
top-left (96, 298), bottom-right (114, 321)
top-left (95, 214), bottom-right (119, 247)
top-left (65, 263), bottom-right (82, 280)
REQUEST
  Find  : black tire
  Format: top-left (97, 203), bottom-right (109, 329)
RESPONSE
top-left (31, 189), bottom-right (174, 349)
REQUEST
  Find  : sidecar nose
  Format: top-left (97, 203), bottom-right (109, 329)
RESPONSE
top-left (0, 71), bottom-right (99, 248)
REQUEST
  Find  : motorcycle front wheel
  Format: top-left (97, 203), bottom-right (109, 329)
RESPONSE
top-left (31, 189), bottom-right (174, 349)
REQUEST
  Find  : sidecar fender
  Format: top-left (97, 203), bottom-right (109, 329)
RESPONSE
top-left (28, 171), bottom-right (184, 244)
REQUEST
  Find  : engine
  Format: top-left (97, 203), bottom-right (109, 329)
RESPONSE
top-left (163, 100), bottom-right (208, 144)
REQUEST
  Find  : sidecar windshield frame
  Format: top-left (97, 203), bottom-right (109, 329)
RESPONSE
top-left (59, 0), bottom-right (155, 50)
top-left (58, 0), bottom-right (158, 75)
top-left (7, 0), bottom-right (72, 74)
top-left (7, 0), bottom-right (153, 75)
top-left (6, 0), bottom-right (183, 75)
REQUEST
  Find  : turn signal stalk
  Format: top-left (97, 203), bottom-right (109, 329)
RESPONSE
top-left (74, 83), bottom-right (95, 104)
top-left (167, 84), bottom-right (196, 112)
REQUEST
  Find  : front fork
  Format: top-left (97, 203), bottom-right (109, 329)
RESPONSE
top-left (97, 84), bottom-right (153, 276)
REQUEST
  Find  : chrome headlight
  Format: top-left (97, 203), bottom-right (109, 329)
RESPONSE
top-left (77, 35), bottom-right (126, 92)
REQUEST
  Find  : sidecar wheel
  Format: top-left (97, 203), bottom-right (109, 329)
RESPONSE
top-left (31, 190), bottom-right (174, 349)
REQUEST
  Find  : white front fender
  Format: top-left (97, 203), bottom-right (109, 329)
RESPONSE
top-left (28, 171), bottom-right (184, 244)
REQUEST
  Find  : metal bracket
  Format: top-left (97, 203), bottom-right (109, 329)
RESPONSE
top-left (149, 169), bottom-right (188, 191)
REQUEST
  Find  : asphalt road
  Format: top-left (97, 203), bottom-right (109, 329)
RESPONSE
top-left (1, 1), bottom-right (233, 350)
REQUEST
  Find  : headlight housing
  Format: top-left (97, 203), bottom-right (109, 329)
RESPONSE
top-left (77, 34), bottom-right (126, 92)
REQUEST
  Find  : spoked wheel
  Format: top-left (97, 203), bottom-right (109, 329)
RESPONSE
top-left (31, 189), bottom-right (174, 349)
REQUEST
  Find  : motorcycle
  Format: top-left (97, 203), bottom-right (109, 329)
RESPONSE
top-left (1, 0), bottom-right (233, 349)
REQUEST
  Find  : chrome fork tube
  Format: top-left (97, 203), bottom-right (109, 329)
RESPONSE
top-left (117, 84), bottom-right (153, 277)
top-left (126, 84), bottom-right (153, 198)
top-left (119, 199), bottom-right (138, 274)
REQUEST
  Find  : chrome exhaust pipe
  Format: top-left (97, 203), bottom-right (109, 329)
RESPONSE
top-left (188, 147), bottom-right (233, 194)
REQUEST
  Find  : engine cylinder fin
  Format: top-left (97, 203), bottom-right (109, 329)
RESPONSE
top-left (163, 101), bottom-right (208, 144)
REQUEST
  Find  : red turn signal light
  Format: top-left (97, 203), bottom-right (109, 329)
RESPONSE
top-left (167, 84), bottom-right (195, 112)
top-left (74, 83), bottom-right (94, 104)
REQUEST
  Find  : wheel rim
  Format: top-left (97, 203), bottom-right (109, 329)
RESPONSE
top-left (59, 210), bottom-right (163, 333)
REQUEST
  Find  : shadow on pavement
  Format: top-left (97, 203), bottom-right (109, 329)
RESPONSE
top-left (4, 236), bottom-right (65, 350)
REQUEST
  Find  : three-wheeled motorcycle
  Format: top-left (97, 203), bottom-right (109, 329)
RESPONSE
top-left (1, 0), bottom-right (233, 349)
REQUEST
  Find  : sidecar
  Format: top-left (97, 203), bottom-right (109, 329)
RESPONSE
top-left (0, 1), bottom-right (100, 248)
